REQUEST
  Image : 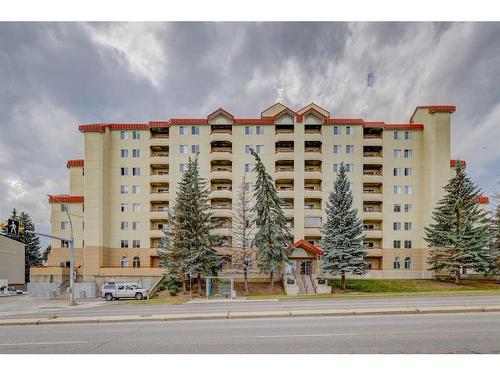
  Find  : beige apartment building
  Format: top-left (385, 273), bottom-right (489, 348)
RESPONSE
top-left (32, 102), bottom-right (489, 292)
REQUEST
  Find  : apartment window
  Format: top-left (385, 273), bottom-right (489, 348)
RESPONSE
top-left (179, 126), bottom-right (188, 135)
top-left (404, 185), bottom-right (413, 195)
top-left (120, 203), bottom-right (128, 212)
top-left (394, 204), bottom-right (401, 212)
top-left (404, 222), bottom-right (412, 231)
top-left (393, 240), bottom-right (401, 249)
top-left (191, 145), bottom-right (200, 154)
top-left (346, 145), bottom-right (354, 154)
top-left (132, 131), bottom-right (140, 140)
top-left (245, 145), bottom-right (252, 154)
top-left (120, 240), bottom-right (129, 249)
top-left (132, 167), bottom-right (140, 176)
top-left (132, 204), bottom-right (141, 213)
top-left (393, 186), bottom-right (402, 195)
top-left (132, 240), bottom-right (140, 248)
top-left (404, 149), bottom-right (413, 159)
top-left (132, 149), bottom-right (140, 158)
top-left (404, 167), bottom-right (413, 176)
top-left (133, 256), bottom-right (140, 268)
top-left (404, 257), bottom-right (412, 269)
top-left (121, 149), bottom-right (129, 158)
top-left (132, 222), bottom-right (140, 230)
top-left (256, 145), bottom-right (264, 154)
top-left (333, 126), bottom-right (341, 135)
top-left (61, 203), bottom-right (69, 212)
top-left (393, 222), bottom-right (401, 231)
top-left (120, 185), bottom-right (129, 194)
top-left (180, 145), bottom-right (188, 154)
top-left (405, 131), bottom-right (412, 140)
top-left (394, 131), bottom-right (401, 140)
top-left (333, 145), bottom-right (341, 154)
top-left (61, 240), bottom-right (69, 248)
top-left (61, 221), bottom-right (69, 230)
top-left (404, 240), bottom-right (412, 249)
top-left (346, 164), bottom-right (354, 172)
top-left (245, 126), bottom-right (253, 135)
top-left (346, 126), bottom-right (353, 135)
top-left (394, 168), bottom-right (402, 176)
top-left (404, 204), bottom-right (413, 213)
top-left (191, 126), bottom-right (200, 135)
top-left (394, 149), bottom-right (402, 159)
top-left (120, 167), bottom-right (129, 176)
top-left (333, 164), bottom-right (339, 173)
top-left (245, 163), bottom-right (253, 173)
top-left (393, 257), bottom-right (401, 269)
top-left (120, 131), bottom-right (128, 140)
top-left (364, 241), bottom-right (375, 249)
top-left (256, 126), bottom-right (264, 135)
top-left (121, 222), bottom-right (128, 230)
top-left (305, 217), bottom-right (322, 228)
top-left (244, 182), bottom-right (251, 192)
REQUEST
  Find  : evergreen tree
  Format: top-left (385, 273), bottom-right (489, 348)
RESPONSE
top-left (42, 245), bottom-right (51, 263)
top-left (492, 190), bottom-right (500, 273)
top-left (8, 209), bottom-right (42, 282)
top-left (250, 148), bottom-right (292, 290)
top-left (425, 161), bottom-right (495, 285)
top-left (320, 162), bottom-right (367, 290)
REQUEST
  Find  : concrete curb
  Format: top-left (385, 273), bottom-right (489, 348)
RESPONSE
top-left (1, 305), bottom-right (499, 327)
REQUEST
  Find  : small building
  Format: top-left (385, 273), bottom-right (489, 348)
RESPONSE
top-left (0, 235), bottom-right (25, 287)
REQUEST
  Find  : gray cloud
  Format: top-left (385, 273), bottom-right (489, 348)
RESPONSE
top-left (0, 22), bottom-right (499, 247)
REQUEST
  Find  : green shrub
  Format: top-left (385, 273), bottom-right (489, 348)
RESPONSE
top-left (169, 285), bottom-right (179, 296)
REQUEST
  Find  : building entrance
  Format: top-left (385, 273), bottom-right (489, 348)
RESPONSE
top-left (299, 260), bottom-right (313, 276)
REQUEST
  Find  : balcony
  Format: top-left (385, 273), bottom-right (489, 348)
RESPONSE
top-left (363, 229), bottom-right (383, 239)
top-left (211, 199), bottom-right (232, 217)
top-left (150, 202), bottom-right (169, 219)
top-left (363, 204), bottom-right (383, 220)
top-left (211, 180), bottom-right (232, 199)
top-left (210, 141), bottom-right (232, 156)
top-left (305, 236), bottom-right (322, 247)
top-left (275, 124), bottom-right (294, 136)
top-left (304, 198), bottom-right (322, 211)
top-left (280, 198), bottom-right (294, 216)
top-left (363, 128), bottom-right (383, 143)
top-left (304, 160), bottom-right (322, 178)
top-left (150, 146), bottom-right (169, 163)
top-left (275, 141), bottom-right (294, 154)
top-left (363, 145), bottom-right (383, 163)
top-left (304, 141), bottom-right (322, 159)
top-left (149, 129), bottom-right (169, 146)
top-left (211, 160), bottom-right (232, 179)
top-left (210, 124), bottom-right (232, 135)
top-left (304, 179), bottom-right (322, 198)
top-left (304, 125), bottom-right (322, 141)
top-left (150, 220), bottom-right (168, 231)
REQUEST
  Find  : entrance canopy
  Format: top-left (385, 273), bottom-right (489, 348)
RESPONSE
top-left (287, 239), bottom-right (323, 258)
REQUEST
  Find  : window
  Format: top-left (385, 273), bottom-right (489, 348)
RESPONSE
top-left (394, 149), bottom-right (402, 158)
top-left (333, 145), bottom-right (341, 154)
top-left (61, 240), bottom-right (69, 248)
top-left (404, 185), bottom-right (413, 195)
top-left (132, 185), bottom-right (140, 194)
top-left (404, 204), bottom-right (413, 213)
top-left (132, 240), bottom-right (140, 248)
top-left (333, 126), bottom-right (340, 135)
top-left (120, 131), bottom-right (128, 140)
top-left (132, 204), bottom-right (141, 213)
top-left (404, 167), bottom-right (413, 176)
top-left (132, 149), bottom-right (140, 158)
top-left (244, 182), bottom-right (251, 192)
top-left (333, 164), bottom-right (339, 173)
top-left (346, 126), bottom-right (353, 135)
top-left (132, 131), bottom-right (140, 140)
top-left (256, 145), bottom-right (264, 154)
top-left (393, 222), bottom-right (401, 231)
top-left (133, 256), bottom-right (140, 268)
top-left (393, 186), bottom-right (402, 195)
top-left (346, 145), bottom-right (354, 154)
top-left (245, 145), bottom-right (251, 153)
top-left (245, 163), bottom-right (253, 173)
top-left (256, 126), bottom-right (264, 135)
top-left (394, 168), bottom-right (402, 176)
top-left (121, 222), bottom-right (128, 230)
top-left (61, 221), bottom-right (69, 230)
top-left (404, 149), bottom-right (413, 159)
top-left (120, 241), bottom-right (129, 249)
top-left (180, 163), bottom-right (188, 172)
top-left (405, 131), bottom-right (412, 140)
top-left (393, 204), bottom-right (401, 212)
top-left (404, 222), bottom-right (412, 231)
top-left (346, 164), bottom-right (354, 172)
top-left (404, 257), bottom-right (412, 269)
top-left (364, 241), bottom-right (374, 249)
top-left (180, 145), bottom-right (188, 154)
top-left (393, 257), bottom-right (401, 269)
top-left (121, 149), bottom-right (129, 158)
top-left (120, 185), bottom-right (128, 194)
top-left (132, 222), bottom-right (140, 230)
top-left (179, 126), bottom-right (188, 135)
top-left (404, 240), bottom-right (412, 249)
top-left (120, 256), bottom-right (128, 266)
top-left (245, 126), bottom-right (253, 135)
top-left (191, 126), bottom-right (199, 135)
top-left (61, 203), bottom-right (69, 212)
top-left (120, 203), bottom-right (128, 212)
top-left (191, 145), bottom-right (200, 154)
top-left (393, 240), bottom-right (401, 249)
top-left (120, 167), bottom-right (129, 176)
top-left (305, 217), bottom-right (322, 227)
top-left (132, 167), bottom-right (140, 176)
top-left (394, 131), bottom-right (401, 140)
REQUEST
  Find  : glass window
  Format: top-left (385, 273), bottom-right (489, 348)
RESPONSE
top-left (121, 149), bottom-right (129, 158)
top-left (304, 217), bottom-right (322, 227)
top-left (405, 131), bottom-right (412, 140)
top-left (333, 145), bottom-right (341, 154)
top-left (179, 126), bottom-right (187, 135)
top-left (346, 126), bottom-right (353, 135)
top-left (333, 164), bottom-right (339, 173)
top-left (346, 145), bottom-right (354, 154)
top-left (120, 131), bottom-right (128, 140)
top-left (120, 222), bottom-right (128, 230)
top-left (394, 149), bottom-right (402, 158)
top-left (393, 222), bottom-right (401, 231)
top-left (333, 126), bottom-right (340, 135)
top-left (121, 167), bottom-right (128, 176)
top-left (394, 168), bottom-right (401, 176)
top-left (404, 222), bottom-right (412, 231)
top-left (245, 145), bottom-right (251, 153)
top-left (404, 204), bottom-right (413, 213)
top-left (393, 240), bottom-right (401, 249)
top-left (132, 222), bottom-right (140, 230)
top-left (133, 256), bottom-right (140, 268)
top-left (132, 149), bottom-right (140, 158)
top-left (404, 240), bottom-right (412, 249)
top-left (132, 204), bottom-right (140, 213)
top-left (180, 163), bottom-right (188, 172)
top-left (393, 186), bottom-right (402, 195)
top-left (120, 256), bottom-right (128, 266)
top-left (256, 145), bottom-right (264, 154)
top-left (132, 131), bottom-right (140, 140)
top-left (346, 164), bottom-right (354, 172)
top-left (245, 126), bottom-right (253, 135)
top-left (404, 257), bottom-right (412, 269)
top-left (191, 145), bottom-right (200, 154)
top-left (132, 240), bottom-right (140, 248)
top-left (61, 203), bottom-right (69, 212)
top-left (191, 126), bottom-right (199, 135)
top-left (393, 257), bottom-right (401, 269)
top-left (61, 221), bottom-right (69, 230)
top-left (120, 185), bottom-right (128, 194)
top-left (120, 204), bottom-right (128, 212)
top-left (394, 131), bottom-right (401, 140)
top-left (256, 126), bottom-right (264, 135)
top-left (404, 185), bottom-right (413, 195)
top-left (404, 167), bottom-right (413, 176)
top-left (120, 241), bottom-right (129, 249)
top-left (61, 240), bottom-right (69, 248)
top-left (180, 145), bottom-right (188, 154)
top-left (245, 163), bottom-right (253, 173)
top-left (132, 185), bottom-right (140, 194)
top-left (132, 168), bottom-right (140, 176)
top-left (404, 149), bottom-right (413, 158)
top-left (394, 204), bottom-right (401, 212)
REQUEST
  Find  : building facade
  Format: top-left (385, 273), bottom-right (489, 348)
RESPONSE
top-left (0, 235), bottom-right (25, 287)
top-left (32, 103), bottom-right (489, 287)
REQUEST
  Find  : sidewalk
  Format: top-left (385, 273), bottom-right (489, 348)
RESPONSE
top-left (1, 305), bottom-right (499, 327)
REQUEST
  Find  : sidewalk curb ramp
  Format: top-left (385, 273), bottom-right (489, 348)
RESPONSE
top-left (1, 305), bottom-right (499, 327)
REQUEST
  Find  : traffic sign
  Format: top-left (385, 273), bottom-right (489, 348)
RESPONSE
top-left (7, 219), bottom-right (20, 236)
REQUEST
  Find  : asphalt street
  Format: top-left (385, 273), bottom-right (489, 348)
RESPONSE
top-left (1, 294), bottom-right (500, 319)
top-left (0, 312), bottom-right (499, 353)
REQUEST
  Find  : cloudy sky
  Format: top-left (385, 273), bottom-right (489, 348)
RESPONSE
top-left (0, 22), bottom-right (499, 244)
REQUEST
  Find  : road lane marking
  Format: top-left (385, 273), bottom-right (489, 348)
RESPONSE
top-left (0, 341), bottom-right (88, 347)
top-left (256, 333), bottom-right (356, 338)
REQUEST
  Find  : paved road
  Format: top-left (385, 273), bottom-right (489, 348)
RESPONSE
top-left (0, 312), bottom-right (499, 353)
top-left (1, 294), bottom-right (500, 319)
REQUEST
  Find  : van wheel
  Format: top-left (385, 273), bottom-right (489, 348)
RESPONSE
top-left (135, 292), bottom-right (143, 300)
top-left (105, 293), bottom-right (113, 301)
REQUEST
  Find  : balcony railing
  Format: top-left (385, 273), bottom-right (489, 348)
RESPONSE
top-left (150, 134), bottom-right (169, 139)
top-left (363, 152), bottom-right (382, 157)
top-left (211, 148), bottom-right (232, 153)
top-left (276, 167), bottom-right (294, 172)
top-left (211, 167), bottom-right (232, 172)
top-left (363, 170), bottom-right (382, 175)
top-left (151, 171), bottom-right (169, 176)
top-left (275, 147), bottom-right (294, 153)
top-left (304, 167), bottom-right (321, 172)
top-left (305, 148), bottom-right (321, 153)
top-left (277, 186), bottom-right (294, 191)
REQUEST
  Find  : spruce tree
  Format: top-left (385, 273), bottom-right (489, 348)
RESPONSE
top-left (250, 148), bottom-right (292, 290)
top-left (425, 161), bottom-right (495, 285)
top-left (320, 162), bottom-right (367, 290)
top-left (8, 209), bottom-right (42, 282)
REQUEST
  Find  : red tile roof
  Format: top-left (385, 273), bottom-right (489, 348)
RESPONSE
top-left (287, 239), bottom-right (323, 256)
top-left (476, 196), bottom-right (489, 204)
top-left (450, 160), bottom-right (467, 168)
top-left (66, 159), bottom-right (84, 168)
top-left (48, 195), bottom-right (84, 204)
top-left (410, 105), bottom-right (456, 123)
